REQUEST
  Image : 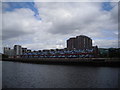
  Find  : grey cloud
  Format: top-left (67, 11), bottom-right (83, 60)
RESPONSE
top-left (2, 2), bottom-right (118, 50)
top-left (37, 2), bottom-right (105, 35)
top-left (2, 8), bottom-right (38, 40)
top-left (3, 30), bottom-right (25, 40)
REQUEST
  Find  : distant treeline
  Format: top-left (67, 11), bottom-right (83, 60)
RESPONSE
top-left (99, 48), bottom-right (120, 58)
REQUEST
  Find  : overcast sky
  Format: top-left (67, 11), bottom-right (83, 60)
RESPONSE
top-left (1, 1), bottom-right (119, 52)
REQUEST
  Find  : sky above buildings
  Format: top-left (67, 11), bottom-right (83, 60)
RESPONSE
top-left (1, 1), bottom-right (119, 51)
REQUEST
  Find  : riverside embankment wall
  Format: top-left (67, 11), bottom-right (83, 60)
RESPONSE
top-left (2, 58), bottom-right (120, 67)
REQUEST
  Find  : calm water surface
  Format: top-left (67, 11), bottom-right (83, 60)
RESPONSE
top-left (2, 61), bottom-right (119, 88)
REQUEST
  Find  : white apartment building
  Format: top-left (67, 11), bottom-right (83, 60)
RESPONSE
top-left (14, 45), bottom-right (22, 56)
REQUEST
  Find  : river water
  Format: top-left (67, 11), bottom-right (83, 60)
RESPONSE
top-left (2, 61), bottom-right (119, 88)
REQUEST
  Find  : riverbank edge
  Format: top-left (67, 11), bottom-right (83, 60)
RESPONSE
top-left (2, 58), bottom-right (120, 67)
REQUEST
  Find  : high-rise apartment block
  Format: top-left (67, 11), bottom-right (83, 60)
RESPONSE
top-left (67, 35), bottom-right (92, 50)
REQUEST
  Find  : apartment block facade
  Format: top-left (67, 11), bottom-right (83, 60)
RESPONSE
top-left (67, 35), bottom-right (92, 50)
